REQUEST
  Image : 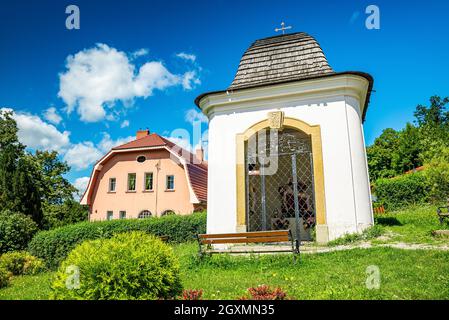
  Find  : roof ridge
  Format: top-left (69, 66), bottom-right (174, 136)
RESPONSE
top-left (249, 32), bottom-right (309, 46)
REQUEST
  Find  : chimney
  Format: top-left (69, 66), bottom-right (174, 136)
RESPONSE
top-left (136, 129), bottom-right (150, 139)
top-left (195, 146), bottom-right (204, 163)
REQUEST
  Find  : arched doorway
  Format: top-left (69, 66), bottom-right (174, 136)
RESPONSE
top-left (246, 128), bottom-right (316, 241)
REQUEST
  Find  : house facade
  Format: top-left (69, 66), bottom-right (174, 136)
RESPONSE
top-left (80, 130), bottom-right (207, 221)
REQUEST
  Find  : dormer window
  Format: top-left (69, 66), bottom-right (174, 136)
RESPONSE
top-left (137, 156), bottom-right (146, 163)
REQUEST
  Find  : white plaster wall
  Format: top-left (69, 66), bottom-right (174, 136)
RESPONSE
top-left (206, 95), bottom-right (373, 241)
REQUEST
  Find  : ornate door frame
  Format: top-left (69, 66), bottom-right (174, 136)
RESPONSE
top-left (236, 114), bottom-right (328, 242)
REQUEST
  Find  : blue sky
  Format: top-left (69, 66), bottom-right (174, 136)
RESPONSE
top-left (1, 0), bottom-right (448, 192)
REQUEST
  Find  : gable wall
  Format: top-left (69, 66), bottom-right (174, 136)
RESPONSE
top-left (89, 149), bottom-right (194, 220)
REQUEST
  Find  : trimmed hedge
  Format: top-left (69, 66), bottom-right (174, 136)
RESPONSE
top-left (374, 172), bottom-right (430, 210)
top-left (29, 212), bottom-right (206, 269)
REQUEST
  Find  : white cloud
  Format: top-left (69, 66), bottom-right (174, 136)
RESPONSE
top-left (176, 52), bottom-right (196, 62)
top-left (63, 141), bottom-right (103, 171)
top-left (131, 48), bottom-right (149, 58)
top-left (62, 132), bottom-right (136, 171)
top-left (43, 107), bottom-right (63, 125)
top-left (185, 108), bottom-right (208, 124)
top-left (58, 44), bottom-right (200, 123)
top-left (164, 135), bottom-right (194, 152)
top-left (120, 120), bottom-right (130, 128)
top-left (73, 176), bottom-right (90, 195)
top-left (1, 108), bottom-right (71, 152)
top-left (181, 71), bottom-right (201, 90)
top-left (98, 132), bottom-right (134, 153)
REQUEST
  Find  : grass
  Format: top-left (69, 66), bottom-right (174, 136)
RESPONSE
top-left (372, 205), bottom-right (449, 244)
top-left (1, 205), bottom-right (449, 300)
top-left (0, 272), bottom-right (54, 300)
top-left (175, 243), bottom-right (449, 300)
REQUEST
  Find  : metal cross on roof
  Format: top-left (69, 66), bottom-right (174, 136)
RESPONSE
top-left (275, 21), bottom-right (292, 35)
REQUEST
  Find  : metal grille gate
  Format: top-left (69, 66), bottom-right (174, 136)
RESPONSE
top-left (246, 128), bottom-right (316, 245)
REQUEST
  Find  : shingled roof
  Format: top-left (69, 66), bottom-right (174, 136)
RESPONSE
top-left (195, 31), bottom-right (374, 121)
top-left (228, 32), bottom-right (335, 90)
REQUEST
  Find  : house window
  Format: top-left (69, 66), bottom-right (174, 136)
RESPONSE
top-left (161, 210), bottom-right (175, 216)
top-left (119, 211), bottom-right (126, 219)
top-left (137, 155), bottom-right (146, 163)
top-left (106, 211), bottom-right (113, 221)
top-left (109, 178), bottom-right (116, 192)
top-left (138, 210), bottom-right (152, 219)
top-left (128, 173), bottom-right (136, 191)
top-left (144, 172), bottom-right (153, 191)
top-left (166, 175), bottom-right (175, 190)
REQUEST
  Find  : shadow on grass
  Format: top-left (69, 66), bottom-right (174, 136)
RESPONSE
top-left (375, 216), bottom-right (403, 226)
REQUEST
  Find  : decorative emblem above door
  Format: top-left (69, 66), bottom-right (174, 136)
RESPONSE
top-left (267, 111), bottom-right (284, 129)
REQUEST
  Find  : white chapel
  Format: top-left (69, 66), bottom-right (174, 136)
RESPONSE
top-left (195, 32), bottom-right (374, 243)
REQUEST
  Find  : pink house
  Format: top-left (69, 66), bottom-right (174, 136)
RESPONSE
top-left (80, 130), bottom-right (207, 221)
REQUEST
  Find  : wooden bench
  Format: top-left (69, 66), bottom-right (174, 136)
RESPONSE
top-left (437, 199), bottom-right (449, 225)
top-left (197, 230), bottom-right (299, 259)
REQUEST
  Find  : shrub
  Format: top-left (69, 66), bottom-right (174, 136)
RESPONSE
top-left (374, 172), bottom-right (430, 210)
top-left (29, 212), bottom-right (206, 269)
top-left (0, 251), bottom-right (45, 276)
top-left (424, 148), bottom-right (449, 204)
top-left (50, 232), bottom-right (183, 300)
top-left (181, 289), bottom-right (203, 300)
top-left (240, 285), bottom-right (287, 300)
top-left (0, 266), bottom-right (12, 288)
top-left (42, 200), bottom-right (88, 230)
top-left (0, 210), bottom-right (38, 254)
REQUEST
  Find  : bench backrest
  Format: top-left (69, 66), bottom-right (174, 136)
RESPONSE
top-left (198, 230), bottom-right (290, 245)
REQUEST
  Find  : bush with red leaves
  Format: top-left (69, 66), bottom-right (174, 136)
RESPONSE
top-left (239, 285), bottom-right (287, 300)
top-left (181, 289), bottom-right (203, 300)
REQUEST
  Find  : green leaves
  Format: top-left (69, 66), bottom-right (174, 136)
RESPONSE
top-left (374, 172), bottom-right (430, 210)
top-left (367, 95), bottom-right (449, 182)
top-left (50, 232), bottom-right (183, 300)
top-left (0, 211), bottom-right (38, 254)
top-left (28, 212), bottom-right (206, 269)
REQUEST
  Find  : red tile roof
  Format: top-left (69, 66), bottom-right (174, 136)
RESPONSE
top-left (113, 133), bottom-right (168, 150)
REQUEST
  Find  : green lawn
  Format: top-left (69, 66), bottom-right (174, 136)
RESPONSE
top-left (373, 205), bottom-right (449, 244)
top-left (1, 205), bottom-right (449, 300)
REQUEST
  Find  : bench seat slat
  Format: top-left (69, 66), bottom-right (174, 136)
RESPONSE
top-left (198, 230), bottom-right (289, 239)
top-left (201, 236), bottom-right (290, 245)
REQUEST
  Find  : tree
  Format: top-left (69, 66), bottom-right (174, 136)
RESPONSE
top-left (367, 95), bottom-right (449, 183)
top-left (392, 123), bottom-right (422, 173)
top-left (42, 199), bottom-right (88, 230)
top-left (0, 111), bottom-right (42, 225)
top-left (366, 128), bottom-right (400, 180)
top-left (414, 95), bottom-right (449, 162)
top-left (33, 150), bottom-right (77, 205)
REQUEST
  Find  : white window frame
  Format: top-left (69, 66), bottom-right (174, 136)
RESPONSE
top-left (127, 173), bottom-right (137, 192)
top-left (166, 175), bottom-right (175, 191)
top-left (144, 172), bottom-right (154, 191)
top-left (109, 177), bottom-right (116, 192)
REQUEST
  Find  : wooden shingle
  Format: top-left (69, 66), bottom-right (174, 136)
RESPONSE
top-left (229, 32), bottom-right (334, 90)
